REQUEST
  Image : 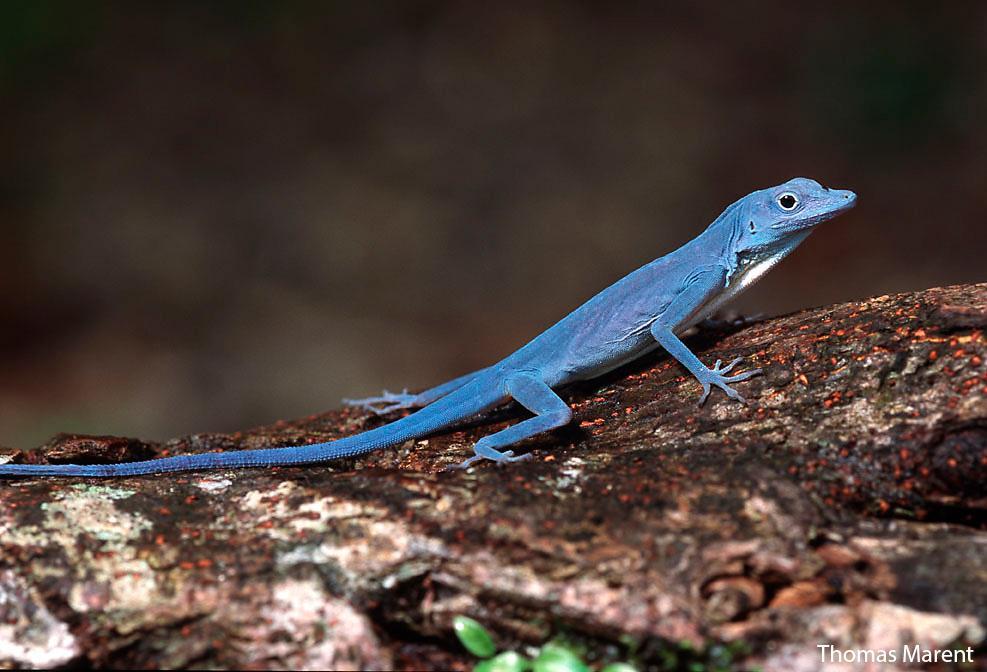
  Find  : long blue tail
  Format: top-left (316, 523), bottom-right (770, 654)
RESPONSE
top-left (0, 380), bottom-right (504, 478)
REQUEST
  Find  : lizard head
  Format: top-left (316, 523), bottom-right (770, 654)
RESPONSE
top-left (737, 177), bottom-right (856, 250)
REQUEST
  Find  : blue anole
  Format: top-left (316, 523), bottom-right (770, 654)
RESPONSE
top-left (0, 178), bottom-right (855, 477)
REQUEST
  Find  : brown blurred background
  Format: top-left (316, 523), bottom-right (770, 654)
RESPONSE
top-left (1, 2), bottom-right (985, 448)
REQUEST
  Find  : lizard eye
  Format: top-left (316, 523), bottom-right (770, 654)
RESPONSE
top-left (777, 192), bottom-right (799, 211)
top-left (748, 220), bottom-right (757, 233)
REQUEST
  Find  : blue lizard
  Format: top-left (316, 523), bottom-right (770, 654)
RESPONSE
top-left (0, 178), bottom-right (855, 477)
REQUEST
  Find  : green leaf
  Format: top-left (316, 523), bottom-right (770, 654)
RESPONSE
top-left (617, 635), bottom-right (640, 659)
top-left (474, 651), bottom-right (529, 672)
top-left (453, 616), bottom-right (497, 658)
top-left (600, 664), bottom-right (637, 672)
top-left (658, 648), bottom-right (680, 671)
top-left (532, 643), bottom-right (590, 672)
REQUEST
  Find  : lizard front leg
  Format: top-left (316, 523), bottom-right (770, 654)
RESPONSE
top-left (649, 267), bottom-right (762, 404)
top-left (651, 322), bottom-right (762, 404)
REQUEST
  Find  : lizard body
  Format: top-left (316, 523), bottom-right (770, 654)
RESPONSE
top-left (0, 178), bottom-right (855, 477)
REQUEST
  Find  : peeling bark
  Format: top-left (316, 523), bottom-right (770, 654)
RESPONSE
top-left (1, 283), bottom-right (985, 670)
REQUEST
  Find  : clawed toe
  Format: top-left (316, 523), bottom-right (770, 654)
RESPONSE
top-left (718, 357), bottom-right (744, 374)
top-left (448, 456), bottom-right (481, 471)
top-left (695, 358), bottom-right (763, 405)
top-left (724, 368), bottom-right (762, 384)
top-left (449, 448), bottom-right (532, 470)
top-left (494, 450), bottom-right (532, 465)
top-left (724, 387), bottom-right (747, 403)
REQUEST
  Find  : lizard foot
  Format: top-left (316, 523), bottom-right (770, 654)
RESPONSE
top-left (696, 357), bottom-right (762, 405)
top-left (342, 389), bottom-right (419, 415)
top-left (449, 445), bottom-right (533, 471)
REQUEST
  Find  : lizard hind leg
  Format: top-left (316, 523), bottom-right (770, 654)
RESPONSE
top-left (342, 388), bottom-right (419, 415)
top-left (452, 374), bottom-right (572, 470)
top-left (343, 368), bottom-right (487, 416)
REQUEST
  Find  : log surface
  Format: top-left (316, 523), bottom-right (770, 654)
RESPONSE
top-left (1, 284), bottom-right (985, 670)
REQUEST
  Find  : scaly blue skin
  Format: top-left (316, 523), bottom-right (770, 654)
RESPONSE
top-left (0, 178), bottom-right (855, 477)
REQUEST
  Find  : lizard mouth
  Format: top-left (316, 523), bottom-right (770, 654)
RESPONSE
top-left (829, 188), bottom-right (857, 210)
top-left (772, 189), bottom-right (856, 232)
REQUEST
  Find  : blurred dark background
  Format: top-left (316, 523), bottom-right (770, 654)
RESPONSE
top-left (2, 1), bottom-right (985, 448)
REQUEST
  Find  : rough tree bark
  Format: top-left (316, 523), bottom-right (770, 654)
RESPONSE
top-left (1, 284), bottom-right (985, 671)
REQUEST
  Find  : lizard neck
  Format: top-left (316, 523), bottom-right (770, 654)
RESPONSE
top-left (677, 220), bottom-right (813, 332)
top-left (731, 230), bottom-right (813, 291)
top-left (705, 229), bottom-right (814, 322)
top-left (694, 197), bottom-right (813, 291)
